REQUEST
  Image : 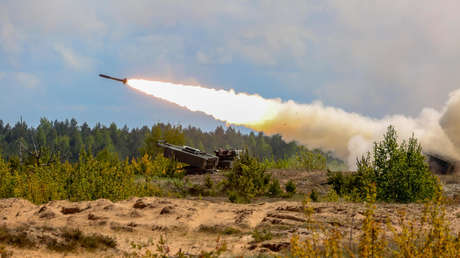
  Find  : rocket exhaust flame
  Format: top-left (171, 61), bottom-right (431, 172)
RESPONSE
top-left (125, 78), bottom-right (460, 167)
top-left (127, 79), bottom-right (282, 125)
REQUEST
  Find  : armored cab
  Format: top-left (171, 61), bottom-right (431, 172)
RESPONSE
top-left (157, 141), bottom-right (219, 173)
top-left (214, 149), bottom-right (242, 169)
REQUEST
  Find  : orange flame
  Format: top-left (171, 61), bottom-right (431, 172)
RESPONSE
top-left (127, 79), bottom-right (281, 125)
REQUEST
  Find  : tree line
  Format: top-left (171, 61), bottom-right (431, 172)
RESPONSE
top-left (0, 118), bottom-right (345, 167)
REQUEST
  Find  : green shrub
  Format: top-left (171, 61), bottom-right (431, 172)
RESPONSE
top-left (294, 147), bottom-right (327, 171)
top-left (204, 175), bottom-right (213, 189)
top-left (224, 150), bottom-right (271, 203)
top-left (325, 188), bottom-right (339, 202)
top-left (268, 179), bottom-right (282, 197)
top-left (309, 189), bottom-right (319, 202)
top-left (252, 229), bottom-right (273, 243)
top-left (328, 126), bottom-right (439, 203)
top-left (228, 191), bottom-right (239, 203)
top-left (0, 150), bottom-right (163, 204)
top-left (285, 180), bottom-right (296, 194)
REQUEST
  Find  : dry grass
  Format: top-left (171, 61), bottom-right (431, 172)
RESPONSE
top-left (198, 225), bottom-right (242, 235)
top-left (0, 226), bottom-right (116, 253)
top-left (290, 186), bottom-right (460, 258)
top-left (0, 226), bottom-right (35, 248)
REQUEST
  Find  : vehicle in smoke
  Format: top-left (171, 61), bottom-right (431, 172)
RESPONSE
top-left (426, 153), bottom-right (458, 174)
top-left (99, 74), bottom-right (127, 84)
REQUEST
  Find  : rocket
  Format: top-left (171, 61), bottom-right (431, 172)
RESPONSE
top-left (99, 74), bottom-right (127, 84)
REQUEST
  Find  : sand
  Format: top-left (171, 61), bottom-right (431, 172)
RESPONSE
top-left (0, 196), bottom-right (459, 257)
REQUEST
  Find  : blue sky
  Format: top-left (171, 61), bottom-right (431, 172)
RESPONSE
top-left (1, 1), bottom-right (460, 130)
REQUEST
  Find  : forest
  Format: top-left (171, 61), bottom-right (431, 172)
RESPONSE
top-left (0, 118), bottom-right (345, 168)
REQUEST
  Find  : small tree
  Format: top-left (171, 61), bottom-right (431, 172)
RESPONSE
top-left (358, 126), bottom-right (438, 202)
top-left (285, 180), bottom-right (296, 195)
top-left (225, 149), bottom-right (271, 203)
top-left (140, 125), bottom-right (185, 157)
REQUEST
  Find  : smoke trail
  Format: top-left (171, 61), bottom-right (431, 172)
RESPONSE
top-left (127, 79), bottom-right (460, 167)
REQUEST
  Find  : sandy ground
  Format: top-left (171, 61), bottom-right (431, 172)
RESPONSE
top-left (1, 196), bottom-right (459, 257)
top-left (1, 170), bottom-right (459, 257)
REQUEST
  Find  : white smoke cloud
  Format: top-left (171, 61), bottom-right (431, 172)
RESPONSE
top-left (249, 91), bottom-right (460, 168)
top-left (440, 90), bottom-right (460, 154)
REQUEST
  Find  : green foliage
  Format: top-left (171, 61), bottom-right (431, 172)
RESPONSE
top-left (251, 228), bottom-right (273, 243)
top-left (263, 147), bottom-right (327, 171)
top-left (325, 188), bottom-right (339, 202)
top-left (268, 179), bottom-right (282, 197)
top-left (224, 150), bottom-right (271, 203)
top-left (295, 147), bottom-right (327, 171)
top-left (328, 126), bottom-right (439, 203)
top-left (0, 149), bottom-right (163, 204)
top-left (204, 175), bottom-right (213, 189)
top-left (140, 125), bottom-right (185, 157)
top-left (309, 189), bottom-right (319, 202)
top-left (285, 180), bottom-right (296, 195)
top-left (0, 119), bottom-right (344, 166)
top-left (327, 171), bottom-right (368, 201)
top-left (227, 191), bottom-right (241, 203)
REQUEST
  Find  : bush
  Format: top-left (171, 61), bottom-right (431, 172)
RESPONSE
top-left (224, 150), bottom-right (271, 203)
top-left (268, 179), bottom-right (282, 197)
top-left (309, 189), bottom-right (319, 202)
top-left (0, 150), bottom-right (163, 204)
top-left (228, 191), bottom-right (241, 203)
top-left (252, 229), bottom-right (273, 243)
top-left (326, 188), bottom-right (339, 202)
top-left (204, 175), bottom-right (213, 189)
top-left (327, 171), bottom-right (368, 201)
top-left (294, 147), bottom-right (327, 171)
top-left (285, 180), bottom-right (296, 195)
top-left (328, 126), bottom-right (439, 203)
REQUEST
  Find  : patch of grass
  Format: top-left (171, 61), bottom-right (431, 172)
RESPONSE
top-left (198, 225), bottom-right (241, 235)
top-left (251, 229), bottom-right (273, 243)
top-left (0, 226), bottom-right (35, 248)
top-left (222, 227), bottom-right (241, 235)
top-left (46, 228), bottom-right (116, 252)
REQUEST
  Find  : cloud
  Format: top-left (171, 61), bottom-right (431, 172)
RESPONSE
top-left (317, 0), bottom-right (460, 114)
top-left (2, 0), bottom-right (460, 129)
top-left (0, 14), bottom-right (23, 54)
top-left (54, 45), bottom-right (94, 70)
top-left (14, 72), bottom-right (40, 89)
top-left (196, 48), bottom-right (232, 65)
